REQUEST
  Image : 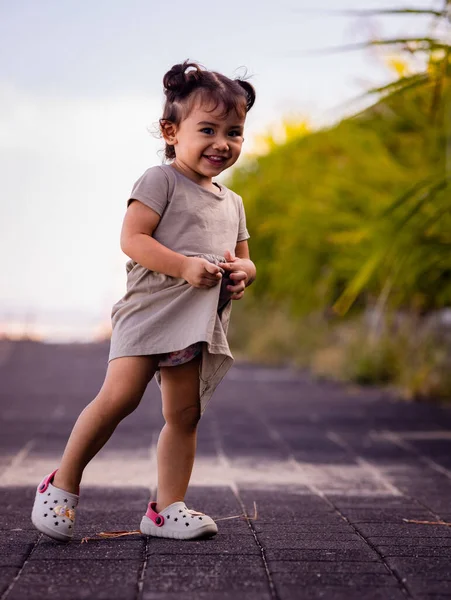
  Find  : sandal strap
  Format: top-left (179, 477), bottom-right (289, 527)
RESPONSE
top-left (145, 501), bottom-right (165, 527)
top-left (37, 469), bottom-right (58, 494)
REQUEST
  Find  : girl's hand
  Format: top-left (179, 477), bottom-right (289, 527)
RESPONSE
top-left (222, 249), bottom-right (255, 286)
top-left (181, 257), bottom-right (222, 289)
top-left (222, 250), bottom-right (247, 300)
top-left (224, 270), bottom-right (247, 300)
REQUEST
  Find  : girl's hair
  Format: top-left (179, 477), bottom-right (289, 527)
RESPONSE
top-left (159, 60), bottom-right (256, 161)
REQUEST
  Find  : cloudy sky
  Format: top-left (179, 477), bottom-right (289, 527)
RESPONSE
top-left (1, 0), bottom-right (439, 340)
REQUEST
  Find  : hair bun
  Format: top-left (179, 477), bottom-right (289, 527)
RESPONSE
top-left (235, 79), bottom-right (256, 112)
top-left (163, 60), bottom-right (203, 99)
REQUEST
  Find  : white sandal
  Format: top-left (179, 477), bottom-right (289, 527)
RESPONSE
top-left (31, 470), bottom-right (79, 543)
top-left (140, 501), bottom-right (218, 540)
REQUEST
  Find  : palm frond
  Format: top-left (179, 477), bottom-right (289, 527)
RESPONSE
top-left (292, 9), bottom-right (445, 18)
top-left (298, 38), bottom-right (447, 57)
top-left (339, 9), bottom-right (446, 17)
top-left (333, 175), bottom-right (450, 315)
top-left (365, 73), bottom-right (430, 96)
top-left (347, 74), bottom-right (432, 120)
top-left (379, 176), bottom-right (447, 217)
top-left (327, 73), bottom-right (430, 122)
top-left (332, 250), bottom-right (388, 316)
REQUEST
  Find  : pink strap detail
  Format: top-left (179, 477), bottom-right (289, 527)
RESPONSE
top-left (145, 501), bottom-right (165, 527)
top-left (38, 469), bottom-right (58, 494)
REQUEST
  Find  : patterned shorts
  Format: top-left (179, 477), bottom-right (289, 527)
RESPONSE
top-left (157, 341), bottom-right (203, 368)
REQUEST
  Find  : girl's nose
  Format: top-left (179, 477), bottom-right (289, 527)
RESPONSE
top-left (212, 138), bottom-right (229, 151)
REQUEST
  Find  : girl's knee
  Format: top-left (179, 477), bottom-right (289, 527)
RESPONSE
top-left (92, 388), bottom-right (142, 420)
top-left (163, 404), bottom-right (201, 430)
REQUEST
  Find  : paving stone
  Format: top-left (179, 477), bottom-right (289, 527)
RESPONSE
top-left (275, 584), bottom-right (407, 600)
top-left (258, 535), bottom-right (368, 550)
top-left (75, 511), bottom-right (145, 532)
top-left (387, 557), bottom-right (451, 579)
top-left (142, 555), bottom-right (268, 595)
top-left (144, 532), bottom-right (260, 556)
top-left (0, 530), bottom-right (39, 567)
top-left (267, 560), bottom-right (389, 574)
top-left (327, 495), bottom-right (422, 509)
top-left (265, 547), bottom-right (380, 562)
top-left (144, 555), bottom-right (259, 568)
top-left (0, 487), bottom-right (38, 530)
top-left (74, 486), bottom-right (150, 532)
top-left (238, 490), bottom-right (335, 517)
top-left (7, 560), bottom-right (141, 600)
top-left (272, 572), bottom-right (399, 586)
top-left (0, 567), bottom-right (20, 596)
top-left (208, 518), bottom-right (251, 534)
top-left (183, 486), bottom-right (245, 517)
top-left (142, 568), bottom-right (267, 594)
top-left (254, 523), bottom-right (354, 535)
top-left (338, 509), bottom-right (433, 523)
top-left (355, 523), bottom-right (451, 537)
top-left (30, 537), bottom-right (145, 561)
top-left (142, 593), bottom-right (270, 600)
top-left (254, 515), bottom-right (350, 526)
top-left (378, 545), bottom-right (451, 558)
top-left (368, 536), bottom-right (451, 546)
top-left (405, 579), bottom-right (451, 594)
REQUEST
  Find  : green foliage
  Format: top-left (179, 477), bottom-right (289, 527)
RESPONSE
top-left (227, 73), bottom-right (450, 316)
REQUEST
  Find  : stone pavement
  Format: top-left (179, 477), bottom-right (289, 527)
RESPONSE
top-left (1, 340), bottom-right (451, 599)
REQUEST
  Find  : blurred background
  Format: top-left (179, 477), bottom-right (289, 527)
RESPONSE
top-left (1, 0), bottom-right (449, 400)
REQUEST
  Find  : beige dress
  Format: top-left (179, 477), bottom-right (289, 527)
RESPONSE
top-left (109, 164), bottom-right (250, 415)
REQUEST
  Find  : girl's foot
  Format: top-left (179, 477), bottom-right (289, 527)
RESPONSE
top-left (31, 470), bottom-right (79, 543)
top-left (140, 501), bottom-right (218, 540)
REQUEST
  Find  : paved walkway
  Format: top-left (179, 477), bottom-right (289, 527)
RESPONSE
top-left (1, 340), bottom-right (451, 599)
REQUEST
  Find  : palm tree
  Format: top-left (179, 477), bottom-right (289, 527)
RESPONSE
top-left (327, 2), bottom-right (451, 316)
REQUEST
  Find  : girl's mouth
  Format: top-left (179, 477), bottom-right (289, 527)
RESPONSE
top-left (203, 155), bottom-right (227, 166)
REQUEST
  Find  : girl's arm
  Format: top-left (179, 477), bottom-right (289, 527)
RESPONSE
top-left (120, 200), bottom-right (222, 288)
top-left (120, 200), bottom-right (188, 278)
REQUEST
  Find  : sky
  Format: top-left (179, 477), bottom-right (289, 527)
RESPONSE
top-left (0, 0), bottom-right (442, 340)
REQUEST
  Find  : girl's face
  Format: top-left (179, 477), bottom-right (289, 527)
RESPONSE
top-left (164, 100), bottom-right (246, 183)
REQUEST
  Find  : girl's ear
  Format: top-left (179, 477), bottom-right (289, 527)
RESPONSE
top-left (160, 119), bottom-right (177, 145)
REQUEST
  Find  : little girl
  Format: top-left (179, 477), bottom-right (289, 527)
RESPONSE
top-left (31, 60), bottom-right (257, 542)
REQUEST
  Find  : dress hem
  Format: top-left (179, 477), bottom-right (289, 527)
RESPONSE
top-left (108, 342), bottom-right (231, 364)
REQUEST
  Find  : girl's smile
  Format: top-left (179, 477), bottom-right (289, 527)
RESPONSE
top-left (202, 154), bottom-right (228, 167)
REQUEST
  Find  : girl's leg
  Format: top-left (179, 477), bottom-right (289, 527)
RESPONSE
top-left (155, 354), bottom-right (202, 513)
top-left (53, 355), bottom-right (159, 494)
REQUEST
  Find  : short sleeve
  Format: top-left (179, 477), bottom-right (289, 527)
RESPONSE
top-left (237, 196), bottom-right (250, 242)
top-left (127, 166), bottom-right (169, 216)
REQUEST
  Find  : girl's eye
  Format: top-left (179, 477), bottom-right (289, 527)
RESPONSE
top-left (200, 128), bottom-right (242, 138)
